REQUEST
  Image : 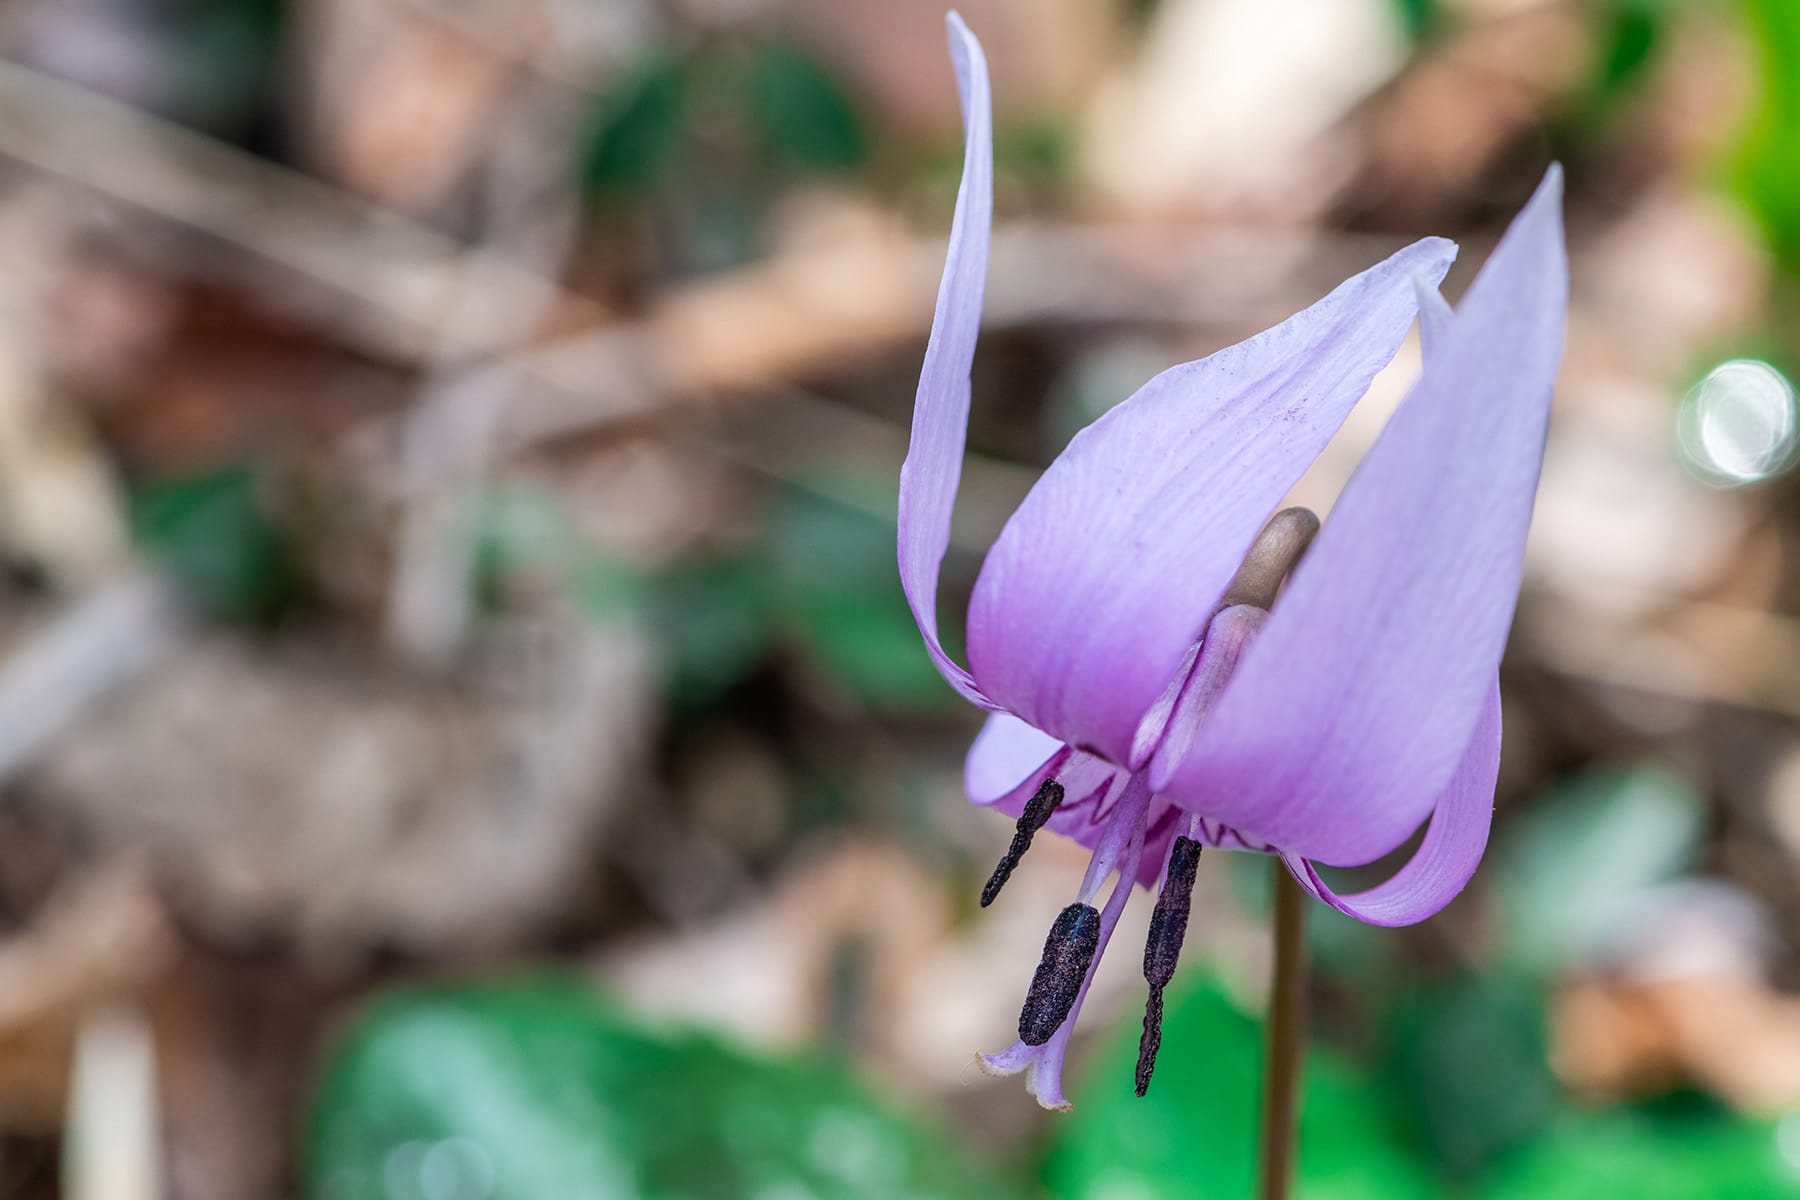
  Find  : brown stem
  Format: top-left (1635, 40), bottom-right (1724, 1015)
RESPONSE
top-left (1258, 858), bottom-right (1307, 1200)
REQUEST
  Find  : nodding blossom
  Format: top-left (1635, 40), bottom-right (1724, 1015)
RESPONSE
top-left (899, 13), bottom-right (1568, 1108)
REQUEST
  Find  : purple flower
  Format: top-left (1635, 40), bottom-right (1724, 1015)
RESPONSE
top-left (900, 14), bottom-right (1568, 1108)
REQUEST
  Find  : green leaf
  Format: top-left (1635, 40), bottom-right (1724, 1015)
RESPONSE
top-left (1480, 1109), bottom-right (1791, 1199)
top-left (1043, 975), bottom-right (1436, 1200)
top-left (1733, 0), bottom-right (1800, 275)
top-left (130, 465), bottom-right (298, 620)
top-left (304, 976), bottom-right (1022, 1200)
top-left (1559, 0), bottom-right (1668, 135)
top-left (1382, 977), bottom-right (1561, 1178)
top-left (994, 117), bottom-right (1073, 191)
top-left (181, 0), bottom-right (287, 129)
top-left (1594, 0), bottom-right (1662, 96)
top-left (1491, 766), bottom-right (1703, 973)
top-left (1388, 0), bottom-right (1440, 44)
top-left (765, 478), bottom-right (957, 712)
top-left (746, 41), bottom-right (868, 173)
top-left (584, 54), bottom-right (687, 195)
top-left (640, 554), bottom-right (775, 708)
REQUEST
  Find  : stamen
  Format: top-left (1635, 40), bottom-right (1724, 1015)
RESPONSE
top-left (1135, 835), bottom-right (1202, 1096)
top-left (1220, 506), bottom-right (1319, 612)
top-left (1018, 902), bottom-right (1101, 1045)
top-left (980, 779), bottom-right (1065, 907)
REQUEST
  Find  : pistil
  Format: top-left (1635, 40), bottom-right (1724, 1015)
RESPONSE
top-left (1219, 507), bottom-right (1319, 613)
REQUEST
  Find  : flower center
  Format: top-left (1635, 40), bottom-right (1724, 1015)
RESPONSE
top-left (981, 507), bottom-right (1320, 1102)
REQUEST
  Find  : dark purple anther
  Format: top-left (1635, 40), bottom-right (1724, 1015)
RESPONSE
top-left (1136, 836), bottom-right (1202, 1096)
top-left (980, 779), bottom-right (1065, 907)
top-left (1018, 902), bottom-right (1100, 1046)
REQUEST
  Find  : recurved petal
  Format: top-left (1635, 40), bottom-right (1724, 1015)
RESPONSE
top-left (897, 12), bottom-right (995, 707)
top-left (966, 711), bottom-right (1063, 805)
top-left (1158, 167), bottom-right (1566, 864)
top-left (1280, 683), bottom-right (1500, 926)
top-left (964, 237), bottom-right (1457, 763)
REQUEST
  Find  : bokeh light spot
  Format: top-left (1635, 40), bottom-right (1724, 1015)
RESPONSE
top-left (1676, 358), bottom-right (1798, 485)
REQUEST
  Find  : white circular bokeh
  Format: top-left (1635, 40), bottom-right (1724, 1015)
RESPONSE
top-left (1676, 358), bottom-right (1798, 486)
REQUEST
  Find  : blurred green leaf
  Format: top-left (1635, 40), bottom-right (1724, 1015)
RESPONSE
top-left (184, 0), bottom-right (285, 115)
top-left (1388, 0), bottom-right (1440, 44)
top-left (1480, 1109), bottom-right (1791, 1199)
top-left (475, 488), bottom-right (599, 603)
top-left (1594, 0), bottom-right (1662, 95)
top-left (475, 477), bottom-right (953, 711)
top-left (1044, 975), bottom-right (1436, 1200)
top-left (475, 489), bottom-right (770, 705)
top-left (584, 54), bottom-right (688, 195)
top-left (640, 555), bottom-right (775, 708)
top-left (1491, 766), bottom-right (1703, 973)
top-left (130, 466), bottom-right (297, 621)
top-left (1734, 0), bottom-right (1800, 274)
top-left (305, 976), bottom-right (1021, 1200)
top-left (766, 478), bottom-right (957, 712)
top-left (746, 42), bottom-right (868, 173)
top-left (994, 117), bottom-right (1073, 191)
top-left (1383, 977), bottom-right (1560, 1178)
top-left (1555, 0), bottom-right (1669, 137)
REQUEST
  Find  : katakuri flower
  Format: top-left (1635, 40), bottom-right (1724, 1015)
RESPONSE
top-left (900, 13), bottom-right (1568, 1109)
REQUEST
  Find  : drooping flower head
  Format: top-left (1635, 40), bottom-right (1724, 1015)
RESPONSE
top-left (900, 13), bottom-right (1568, 1108)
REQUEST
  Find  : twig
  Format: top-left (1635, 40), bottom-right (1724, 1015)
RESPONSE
top-left (64, 1005), bottom-right (162, 1200)
top-left (0, 58), bottom-right (573, 361)
top-left (0, 574), bottom-right (185, 782)
top-left (0, 56), bottom-right (1429, 456)
top-left (384, 68), bottom-right (583, 665)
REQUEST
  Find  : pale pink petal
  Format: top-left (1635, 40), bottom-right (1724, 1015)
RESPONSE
top-left (965, 237), bottom-right (1456, 763)
top-left (1158, 169), bottom-right (1565, 865)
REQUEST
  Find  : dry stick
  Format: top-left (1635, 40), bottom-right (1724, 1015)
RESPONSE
top-left (1258, 858), bottom-right (1307, 1200)
top-left (0, 57), bottom-right (1422, 451)
top-left (0, 59), bottom-right (566, 362)
top-left (385, 70), bottom-right (582, 666)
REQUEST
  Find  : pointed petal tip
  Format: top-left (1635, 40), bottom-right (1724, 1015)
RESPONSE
top-left (945, 10), bottom-right (984, 63)
top-left (1394, 235), bottom-right (1458, 284)
top-left (1419, 233), bottom-right (1459, 266)
top-left (895, 0), bottom-right (995, 710)
top-left (1518, 164), bottom-right (1567, 240)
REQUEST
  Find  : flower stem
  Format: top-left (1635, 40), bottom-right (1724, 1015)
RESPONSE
top-left (1258, 858), bottom-right (1306, 1200)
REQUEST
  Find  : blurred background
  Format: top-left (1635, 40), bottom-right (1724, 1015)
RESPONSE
top-left (0, 0), bottom-right (1791, 1195)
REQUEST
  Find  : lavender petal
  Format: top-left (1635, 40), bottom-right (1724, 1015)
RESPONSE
top-left (896, 13), bottom-right (997, 708)
top-left (964, 237), bottom-right (1456, 764)
top-left (1158, 167), bottom-right (1565, 865)
top-left (1281, 682), bottom-right (1501, 925)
